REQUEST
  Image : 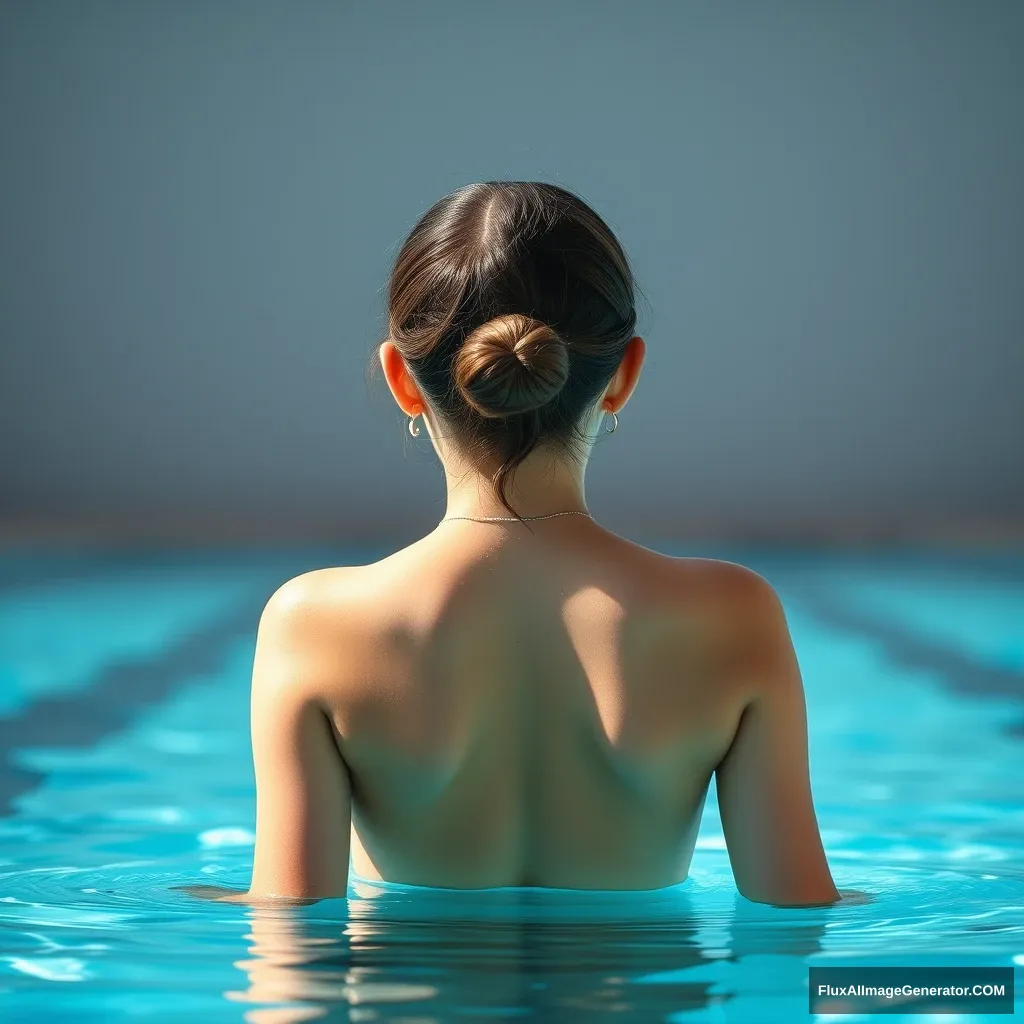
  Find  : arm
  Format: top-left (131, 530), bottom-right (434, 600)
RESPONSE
top-left (715, 572), bottom-right (839, 908)
top-left (243, 575), bottom-right (352, 900)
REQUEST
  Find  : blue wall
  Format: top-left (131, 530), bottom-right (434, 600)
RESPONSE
top-left (1, 0), bottom-right (1021, 545)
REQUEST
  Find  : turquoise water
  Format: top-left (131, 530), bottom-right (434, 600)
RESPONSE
top-left (0, 546), bottom-right (1021, 1022)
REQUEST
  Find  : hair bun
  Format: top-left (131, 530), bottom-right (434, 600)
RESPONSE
top-left (454, 314), bottom-right (570, 418)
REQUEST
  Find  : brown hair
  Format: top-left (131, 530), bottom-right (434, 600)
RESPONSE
top-left (374, 181), bottom-right (640, 524)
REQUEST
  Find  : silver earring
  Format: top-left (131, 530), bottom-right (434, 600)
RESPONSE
top-left (408, 412), bottom-right (421, 437)
top-left (604, 410), bottom-right (618, 434)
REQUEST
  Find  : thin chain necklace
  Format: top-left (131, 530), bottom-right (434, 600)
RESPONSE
top-left (440, 510), bottom-right (593, 524)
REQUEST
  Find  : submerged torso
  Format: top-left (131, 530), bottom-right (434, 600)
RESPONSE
top-left (319, 521), bottom-right (751, 890)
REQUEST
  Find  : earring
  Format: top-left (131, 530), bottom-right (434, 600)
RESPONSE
top-left (604, 410), bottom-right (618, 434)
top-left (408, 412), bottom-right (421, 437)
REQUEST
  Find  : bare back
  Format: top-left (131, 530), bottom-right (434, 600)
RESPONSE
top-left (321, 522), bottom-right (751, 890)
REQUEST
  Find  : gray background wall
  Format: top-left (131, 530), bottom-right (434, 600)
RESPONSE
top-left (1, 0), bottom-right (1021, 548)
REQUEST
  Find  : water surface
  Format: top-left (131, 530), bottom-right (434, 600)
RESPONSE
top-left (0, 546), bottom-right (1021, 1021)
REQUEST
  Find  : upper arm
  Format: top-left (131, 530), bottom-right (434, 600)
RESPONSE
top-left (245, 574), bottom-right (352, 900)
top-left (714, 570), bottom-right (838, 907)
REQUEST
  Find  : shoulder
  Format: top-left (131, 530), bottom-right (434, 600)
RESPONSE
top-left (667, 556), bottom-right (777, 607)
top-left (259, 566), bottom-right (359, 630)
top-left (659, 556), bottom-right (781, 614)
top-left (693, 558), bottom-right (780, 607)
top-left (669, 558), bottom-right (790, 678)
top-left (252, 567), bottom-right (364, 693)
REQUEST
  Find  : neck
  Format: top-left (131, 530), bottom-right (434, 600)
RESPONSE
top-left (439, 449), bottom-right (590, 522)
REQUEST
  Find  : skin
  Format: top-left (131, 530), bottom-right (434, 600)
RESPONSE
top-left (176, 334), bottom-right (842, 908)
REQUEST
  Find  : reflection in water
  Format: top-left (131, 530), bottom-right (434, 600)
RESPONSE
top-left (220, 884), bottom-right (830, 1022)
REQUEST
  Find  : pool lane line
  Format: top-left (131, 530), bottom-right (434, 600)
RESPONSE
top-left (0, 592), bottom-right (268, 818)
top-left (784, 581), bottom-right (1024, 737)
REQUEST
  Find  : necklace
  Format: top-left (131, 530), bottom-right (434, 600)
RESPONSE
top-left (440, 510), bottom-right (593, 523)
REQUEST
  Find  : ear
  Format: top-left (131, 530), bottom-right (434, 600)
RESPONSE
top-left (604, 336), bottom-right (646, 414)
top-left (378, 340), bottom-right (426, 417)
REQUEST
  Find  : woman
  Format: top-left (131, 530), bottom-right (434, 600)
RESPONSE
top-left (211, 181), bottom-right (839, 907)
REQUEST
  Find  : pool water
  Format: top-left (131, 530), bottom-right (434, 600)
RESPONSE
top-left (0, 545), bottom-right (1021, 1022)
